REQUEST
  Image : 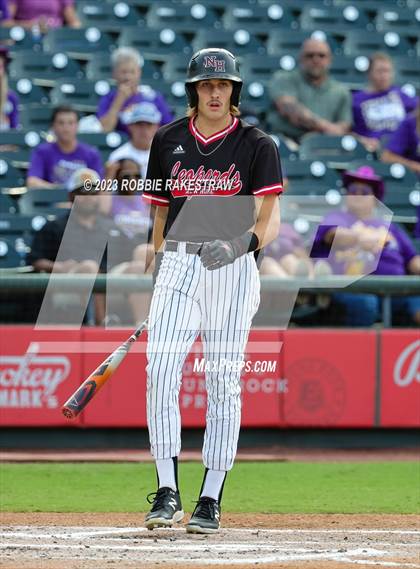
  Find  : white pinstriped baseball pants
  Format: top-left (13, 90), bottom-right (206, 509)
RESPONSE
top-left (146, 243), bottom-right (260, 471)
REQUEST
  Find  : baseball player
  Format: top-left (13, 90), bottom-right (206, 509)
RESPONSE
top-left (143, 48), bottom-right (283, 533)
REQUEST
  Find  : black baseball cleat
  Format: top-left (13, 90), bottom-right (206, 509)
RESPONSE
top-left (144, 487), bottom-right (184, 530)
top-left (186, 496), bottom-right (221, 534)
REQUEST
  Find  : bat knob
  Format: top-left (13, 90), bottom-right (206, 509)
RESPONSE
top-left (62, 407), bottom-right (76, 420)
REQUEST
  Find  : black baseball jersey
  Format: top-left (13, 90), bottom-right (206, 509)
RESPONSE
top-left (143, 115), bottom-right (283, 242)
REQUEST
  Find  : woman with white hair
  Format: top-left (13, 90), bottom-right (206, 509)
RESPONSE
top-left (97, 47), bottom-right (173, 133)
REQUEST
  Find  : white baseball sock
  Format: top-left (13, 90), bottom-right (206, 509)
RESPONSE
top-left (156, 458), bottom-right (177, 491)
top-left (200, 469), bottom-right (227, 502)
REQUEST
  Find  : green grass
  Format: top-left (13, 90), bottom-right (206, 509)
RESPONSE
top-left (1, 462), bottom-right (419, 514)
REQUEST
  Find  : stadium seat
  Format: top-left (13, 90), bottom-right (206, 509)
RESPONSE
top-left (383, 189), bottom-right (419, 219)
top-left (8, 79), bottom-right (48, 106)
top-left (50, 79), bottom-right (112, 112)
top-left (76, 1), bottom-right (139, 32)
top-left (8, 52), bottom-right (84, 84)
top-left (0, 159), bottom-right (25, 189)
top-left (346, 161), bottom-right (419, 190)
top-left (0, 26), bottom-right (39, 51)
top-left (0, 130), bottom-right (42, 151)
top-left (343, 30), bottom-right (415, 57)
top-left (300, 5), bottom-right (371, 32)
top-left (268, 134), bottom-right (299, 161)
top-left (0, 192), bottom-right (18, 214)
top-left (118, 27), bottom-right (192, 60)
top-left (0, 212), bottom-right (47, 236)
top-left (240, 54), bottom-right (287, 83)
top-left (282, 159), bottom-right (341, 192)
top-left (329, 55), bottom-right (366, 89)
top-left (240, 80), bottom-right (271, 114)
top-left (375, 7), bottom-right (419, 34)
top-left (192, 29), bottom-right (266, 56)
top-left (222, 4), bottom-right (296, 32)
top-left (77, 132), bottom-right (128, 158)
top-left (85, 53), bottom-right (161, 82)
top-left (299, 134), bottom-right (373, 163)
top-left (43, 27), bottom-right (115, 58)
top-left (161, 54), bottom-right (192, 82)
top-left (266, 30), bottom-right (341, 57)
top-left (393, 57), bottom-right (420, 89)
top-left (18, 188), bottom-right (70, 216)
top-left (0, 238), bottom-right (23, 268)
top-left (19, 104), bottom-right (56, 131)
top-left (147, 3), bottom-right (220, 31)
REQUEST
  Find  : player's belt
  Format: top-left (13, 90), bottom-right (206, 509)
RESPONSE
top-left (165, 240), bottom-right (203, 255)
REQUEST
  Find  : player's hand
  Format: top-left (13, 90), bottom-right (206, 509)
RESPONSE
top-left (200, 240), bottom-right (236, 270)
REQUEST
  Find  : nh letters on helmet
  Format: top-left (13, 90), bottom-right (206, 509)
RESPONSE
top-left (203, 56), bottom-right (226, 72)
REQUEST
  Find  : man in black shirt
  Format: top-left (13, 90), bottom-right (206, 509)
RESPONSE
top-left (143, 49), bottom-right (283, 533)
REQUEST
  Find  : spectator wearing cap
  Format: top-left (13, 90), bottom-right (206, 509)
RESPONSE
top-left (269, 38), bottom-right (351, 143)
top-left (312, 166), bottom-right (420, 326)
top-left (352, 53), bottom-right (418, 152)
top-left (0, 47), bottom-right (19, 130)
top-left (381, 105), bottom-right (420, 176)
top-left (27, 168), bottom-right (136, 325)
top-left (97, 47), bottom-right (173, 133)
top-left (107, 101), bottom-right (161, 178)
top-left (27, 105), bottom-right (104, 188)
top-left (8, 0), bottom-right (81, 30)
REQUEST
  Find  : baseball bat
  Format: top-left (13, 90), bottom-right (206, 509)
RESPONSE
top-left (61, 318), bottom-right (148, 419)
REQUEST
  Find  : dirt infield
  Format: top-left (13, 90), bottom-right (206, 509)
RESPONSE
top-left (1, 514), bottom-right (419, 569)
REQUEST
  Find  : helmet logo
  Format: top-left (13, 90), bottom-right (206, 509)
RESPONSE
top-left (203, 56), bottom-right (226, 72)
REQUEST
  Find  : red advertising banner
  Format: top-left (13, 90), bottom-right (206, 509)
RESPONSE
top-left (282, 330), bottom-right (377, 427)
top-left (0, 326), bottom-right (82, 426)
top-left (79, 328), bottom-right (148, 427)
top-left (380, 330), bottom-right (420, 427)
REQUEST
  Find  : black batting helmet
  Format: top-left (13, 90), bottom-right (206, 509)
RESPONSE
top-left (185, 48), bottom-right (243, 108)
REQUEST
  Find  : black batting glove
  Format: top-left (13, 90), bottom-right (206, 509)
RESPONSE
top-left (200, 240), bottom-right (236, 270)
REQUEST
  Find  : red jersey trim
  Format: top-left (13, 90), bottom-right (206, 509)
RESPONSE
top-left (253, 183), bottom-right (283, 196)
top-left (142, 193), bottom-right (170, 207)
top-left (189, 115), bottom-right (239, 146)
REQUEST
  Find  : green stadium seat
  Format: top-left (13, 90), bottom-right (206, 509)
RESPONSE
top-left (50, 79), bottom-right (112, 112)
top-left (300, 5), bottom-right (371, 32)
top-left (43, 27), bottom-right (115, 58)
top-left (118, 27), bottom-right (192, 61)
top-left (0, 26), bottom-right (39, 51)
top-left (393, 57), bottom-right (420, 89)
top-left (282, 159), bottom-right (340, 192)
top-left (8, 51), bottom-right (84, 84)
top-left (192, 29), bottom-right (266, 56)
top-left (147, 3), bottom-right (220, 31)
top-left (299, 134), bottom-right (373, 163)
top-left (266, 30), bottom-right (341, 57)
top-left (0, 159), bottom-right (25, 189)
top-left (8, 79), bottom-right (49, 105)
top-left (329, 55), bottom-right (366, 89)
top-left (161, 54), bottom-right (192, 82)
top-left (383, 188), bottom-right (419, 218)
top-left (240, 80), bottom-right (271, 113)
top-left (77, 132), bottom-right (128, 157)
top-left (0, 130), bottom-right (42, 151)
top-left (76, 1), bottom-right (139, 32)
top-left (0, 192), bottom-right (18, 214)
top-left (268, 134), bottom-right (299, 161)
top-left (0, 213), bottom-right (47, 236)
top-left (240, 54), bottom-right (286, 83)
top-left (19, 104), bottom-right (56, 131)
top-left (0, 238), bottom-right (23, 268)
top-left (18, 188), bottom-right (70, 216)
top-left (343, 30), bottom-right (415, 57)
top-left (222, 4), bottom-right (296, 31)
top-left (85, 53), bottom-right (161, 82)
top-left (375, 7), bottom-right (419, 34)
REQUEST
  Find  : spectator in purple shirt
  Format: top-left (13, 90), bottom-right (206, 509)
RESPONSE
top-left (381, 106), bottom-right (420, 176)
top-left (97, 47), bottom-right (173, 133)
top-left (0, 46), bottom-right (19, 130)
top-left (8, 0), bottom-right (81, 30)
top-left (352, 53), bottom-right (418, 152)
top-left (312, 166), bottom-right (420, 326)
top-left (0, 0), bottom-right (11, 23)
top-left (27, 105), bottom-right (104, 188)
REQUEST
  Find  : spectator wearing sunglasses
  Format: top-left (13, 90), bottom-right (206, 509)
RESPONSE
top-left (269, 38), bottom-right (351, 143)
top-left (312, 166), bottom-right (420, 326)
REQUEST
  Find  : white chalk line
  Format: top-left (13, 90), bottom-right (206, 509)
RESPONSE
top-left (2, 526), bottom-right (419, 539)
top-left (1, 543), bottom-right (419, 567)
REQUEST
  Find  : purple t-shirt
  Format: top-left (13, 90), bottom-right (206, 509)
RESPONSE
top-left (265, 223), bottom-right (305, 260)
top-left (415, 206), bottom-right (420, 239)
top-left (28, 142), bottom-right (104, 185)
top-left (1, 91), bottom-right (19, 130)
top-left (0, 0), bottom-right (10, 20)
top-left (352, 87), bottom-right (417, 139)
top-left (111, 195), bottom-right (152, 239)
top-left (10, 0), bottom-right (73, 27)
top-left (385, 112), bottom-right (420, 163)
top-left (313, 210), bottom-right (416, 275)
top-left (97, 85), bottom-right (173, 134)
